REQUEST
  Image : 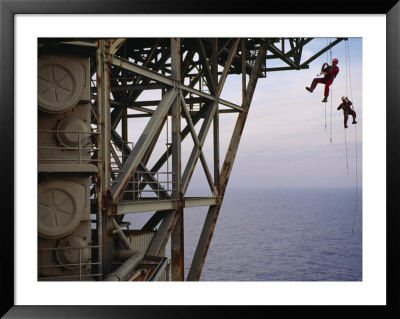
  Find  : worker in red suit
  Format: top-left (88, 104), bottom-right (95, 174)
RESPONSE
top-left (337, 96), bottom-right (357, 128)
top-left (306, 58), bottom-right (339, 103)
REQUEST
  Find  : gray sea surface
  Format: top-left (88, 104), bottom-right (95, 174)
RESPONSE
top-left (126, 187), bottom-right (362, 281)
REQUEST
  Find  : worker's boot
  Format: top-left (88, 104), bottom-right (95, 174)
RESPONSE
top-left (345, 124), bottom-right (348, 129)
top-left (306, 87), bottom-right (313, 93)
top-left (352, 120), bottom-right (357, 124)
top-left (322, 96), bottom-right (328, 103)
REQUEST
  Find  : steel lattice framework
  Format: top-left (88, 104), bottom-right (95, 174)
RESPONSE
top-left (37, 37), bottom-right (345, 281)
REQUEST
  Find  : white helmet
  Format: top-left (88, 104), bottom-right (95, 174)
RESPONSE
top-left (342, 96), bottom-right (347, 101)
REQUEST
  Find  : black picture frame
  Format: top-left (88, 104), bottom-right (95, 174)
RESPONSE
top-left (1, 1), bottom-right (399, 318)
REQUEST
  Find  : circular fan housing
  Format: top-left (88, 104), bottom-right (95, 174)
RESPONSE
top-left (38, 181), bottom-right (82, 238)
top-left (56, 236), bottom-right (89, 270)
top-left (38, 56), bottom-right (83, 113)
top-left (56, 117), bottom-right (90, 148)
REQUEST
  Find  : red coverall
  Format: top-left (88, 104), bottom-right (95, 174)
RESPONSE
top-left (309, 64), bottom-right (339, 98)
top-left (337, 99), bottom-right (356, 128)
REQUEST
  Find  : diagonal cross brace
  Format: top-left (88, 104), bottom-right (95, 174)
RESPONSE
top-left (195, 39), bottom-right (217, 95)
top-left (111, 88), bottom-right (177, 202)
top-left (111, 129), bottom-right (170, 200)
top-left (180, 92), bottom-right (217, 195)
top-left (181, 100), bottom-right (217, 194)
top-left (187, 43), bottom-right (268, 281)
top-left (180, 40), bottom-right (240, 195)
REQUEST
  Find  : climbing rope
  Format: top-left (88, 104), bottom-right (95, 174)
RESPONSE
top-left (352, 124), bottom-right (359, 236)
top-left (344, 128), bottom-right (349, 175)
top-left (344, 39), bottom-right (359, 235)
top-left (322, 38), bottom-right (334, 143)
top-left (324, 38), bottom-right (333, 132)
top-left (346, 40), bottom-right (359, 236)
top-left (343, 40), bottom-right (350, 174)
top-left (330, 84), bottom-right (333, 144)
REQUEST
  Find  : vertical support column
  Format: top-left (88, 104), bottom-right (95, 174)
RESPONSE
top-left (96, 39), bottom-right (113, 277)
top-left (121, 99), bottom-right (128, 156)
top-left (171, 208), bottom-right (184, 281)
top-left (212, 39), bottom-right (220, 194)
top-left (121, 42), bottom-right (128, 155)
top-left (121, 109), bottom-right (128, 162)
top-left (121, 102), bottom-right (129, 199)
top-left (187, 44), bottom-right (268, 281)
top-left (170, 38), bottom-right (184, 281)
top-left (242, 38), bottom-right (247, 104)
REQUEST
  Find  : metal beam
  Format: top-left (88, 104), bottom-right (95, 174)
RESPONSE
top-left (146, 210), bottom-right (178, 257)
top-left (140, 39), bottom-right (235, 198)
top-left (111, 88), bottom-right (177, 202)
top-left (110, 55), bottom-right (245, 112)
top-left (142, 209), bottom-right (175, 231)
top-left (180, 93), bottom-right (217, 195)
top-left (212, 39), bottom-right (220, 194)
top-left (267, 42), bottom-right (299, 69)
top-left (262, 66), bottom-right (309, 72)
top-left (196, 39), bottom-right (217, 95)
top-left (149, 101), bottom-right (211, 182)
top-left (182, 101), bottom-right (218, 194)
top-left (125, 97), bottom-right (204, 108)
top-left (284, 38), bottom-right (313, 58)
top-left (115, 197), bottom-right (217, 215)
top-left (170, 38), bottom-right (184, 281)
top-left (218, 38), bottom-right (240, 96)
top-left (110, 38), bottom-right (126, 55)
top-left (213, 39), bottom-right (254, 74)
top-left (112, 218), bottom-right (133, 250)
top-left (187, 43), bottom-right (268, 281)
top-left (300, 38), bottom-right (347, 68)
top-left (141, 103), bottom-right (213, 232)
top-left (110, 128), bottom-right (170, 200)
top-left (126, 42), bottom-right (170, 106)
top-left (171, 207), bottom-right (184, 280)
top-left (96, 39), bottom-right (113, 277)
top-left (111, 83), bottom-right (166, 92)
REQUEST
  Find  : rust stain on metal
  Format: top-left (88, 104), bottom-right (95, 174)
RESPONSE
top-left (171, 209), bottom-right (184, 281)
top-left (104, 190), bottom-right (113, 205)
top-left (115, 171), bottom-right (136, 202)
top-left (156, 212), bottom-right (180, 257)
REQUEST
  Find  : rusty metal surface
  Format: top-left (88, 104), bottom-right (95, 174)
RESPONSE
top-left (111, 88), bottom-right (177, 202)
top-left (187, 43), bottom-right (269, 281)
top-left (171, 208), bottom-right (184, 281)
top-left (97, 39), bottom-right (113, 276)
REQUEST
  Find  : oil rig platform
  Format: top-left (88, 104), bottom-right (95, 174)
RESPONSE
top-left (37, 37), bottom-right (345, 281)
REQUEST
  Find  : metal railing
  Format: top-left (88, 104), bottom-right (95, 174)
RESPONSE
top-left (112, 170), bottom-right (175, 200)
top-left (38, 244), bottom-right (102, 281)
top-left (38, 129), bottom-right (100, 165)
top-left (110, 141), bottom-right (134, 171)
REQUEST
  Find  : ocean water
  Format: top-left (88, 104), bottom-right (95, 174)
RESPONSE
top-left (128, 187), bottom-right (362, 281)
